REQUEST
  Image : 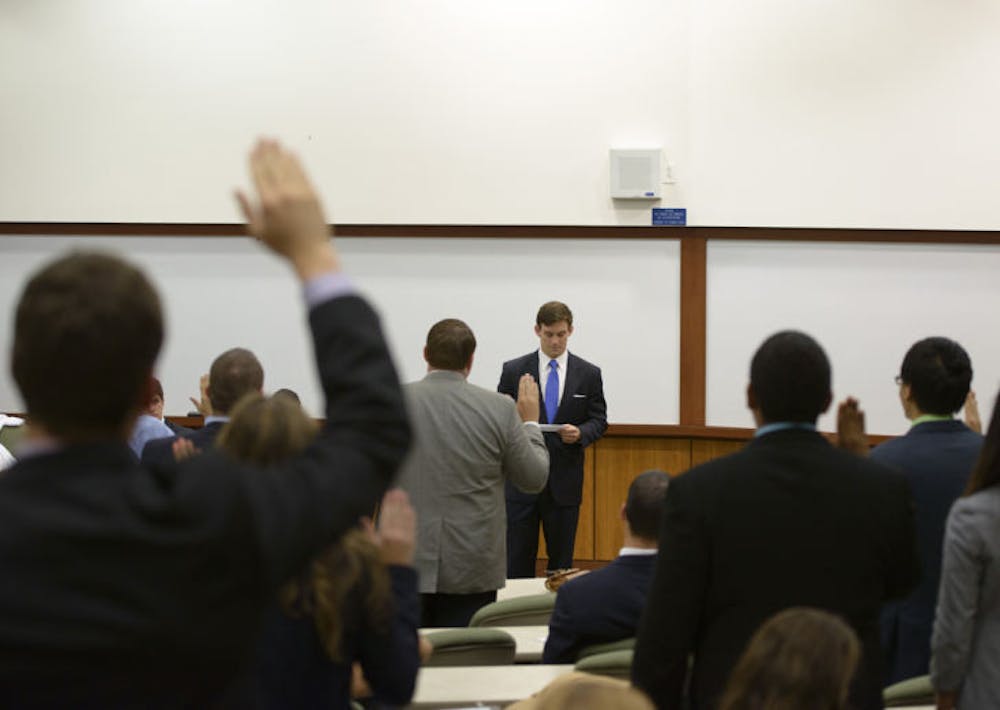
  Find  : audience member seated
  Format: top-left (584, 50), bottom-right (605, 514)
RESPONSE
top-left (0, 139), bottom-right (410, 706)
top-left (542, 469), bottom-right (669, 663)
top-left (210, 393), bottom-right (420, 709)
top-left (272, 387), bottom-right (301, 405)
top-left (632, 330), bottom-right (919, 710)
top-left (867, 337), bottom-right (983, 685)
top-left (509, 672), bottom-right (654, 710)
top-left (717, 607), bottom-right (860, 710)
top-left (140, 347), bottom-right (264, 465)
top-left (931, 389), bottom-right (1000, 710)
top-left (127, 376), bottom-right (173, 457)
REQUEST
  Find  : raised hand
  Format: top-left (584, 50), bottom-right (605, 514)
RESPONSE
top-left (373, 489), bottom-right (417, 566)
top-left (235, 139), bottom-right (339, 280)
top-left (836, 397), bottom-right (868, 456)
top-left (963, 391), bottom-right (982, 434)
top-left (516, 373), bottom-right (540, 423)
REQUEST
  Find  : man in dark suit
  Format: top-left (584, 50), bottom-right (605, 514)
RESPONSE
top-left (869, 337), bottom-right (983, 685)
top-left (543, 469), bottom-right (669, 663)
top-left (499, 301), bottom-right (608, 577)
top-left (632, 331), bottom-right (918, 710)
top-left (141, 347), bottom-right (264, 465)
top-left (0, 140), bottom-right (410, 706)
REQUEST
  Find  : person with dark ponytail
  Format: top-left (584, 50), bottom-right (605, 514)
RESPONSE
top-left (931, 390), bottom-right (1000, 710)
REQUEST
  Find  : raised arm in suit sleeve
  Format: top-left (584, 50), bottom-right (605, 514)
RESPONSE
top-left (577, 366), bottom-right (607, 449)
top-left (930, 500), bottom-right (983, 693)
top-left (502, 402), bottom-right (549, 495)
top-left (632, 473), bottom-right (707, 710)
top-left (242, 294), bottom-right (411, 587)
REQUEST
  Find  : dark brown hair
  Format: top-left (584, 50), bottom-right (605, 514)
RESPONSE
top-left (718, 607), bottom-right (860, 710)
top-left (965, 389), bottom-right (1000, 496)
top-left (207, 348), bottom-right (264, 415)
top-left (216, 393), bottom-right (389, 660)
top-left (424, 318), bottom-right (476, 371)
top-left (13, 251), bottom-right (163, 440)
top-left (536, 301), bottom-right (573, 327)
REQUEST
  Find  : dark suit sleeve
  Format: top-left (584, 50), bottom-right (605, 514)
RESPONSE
top-left (139, 435), bottom-right (176, 470)
top-left (543, 585), bottom-right (581, 663)
top-left (881, 473), bottom-right (920, 601)
top-left (359, 565), bottom-right (421, 705)
top-left (498, 360), bottom-right (518, 398)
top-left (244, 295), bottom-right (412, 586)
top-left (632, 474), bottom-right (707, 710)
top-left (577, 366), bottom-right (607, 449)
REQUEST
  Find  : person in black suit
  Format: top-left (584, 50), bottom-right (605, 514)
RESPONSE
top-left (868, 337), bottom-right (983, 685)
top-left (140, 347), bottom-right (264, 466)
top-left (499, 301), bottom-right (608, 576)
top-left (632, 330), bottom-right (918, 710)
top-left (0, 139), bottom-right (411, 706)
top-left (543, 469), bottom-right (669, 663)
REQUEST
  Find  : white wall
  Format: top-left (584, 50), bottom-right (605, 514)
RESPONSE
top-left (706, 241), bottom-right (1000, 434)
top-left (0, 235), bottom-right (681, 424)
top-left (4, 1), bottom-right (1000, 226)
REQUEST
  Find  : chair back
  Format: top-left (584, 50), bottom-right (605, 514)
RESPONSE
top-left (468, 593), bottom-right (557, 627)
top-left (883, 675), bottom-right (934, 707)
top-left (422, 627), bottom-right (517, 667)
top-left (574, 649), bottom-right (634, 680)
top-left (576, 637), bottom-right (635, 661)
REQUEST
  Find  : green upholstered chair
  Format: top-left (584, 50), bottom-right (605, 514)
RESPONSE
top-left (468, 592), bottom-right (557, 627)
top-left (422, 627), bottom-right (517, 667)
top-left (574, 649), bottom-right (634, 680)
top-left (576, 637), bottom-right (635, 661)
top-left (0, 420), bottom-right (26, 458)
top-left (883, 675), bottom-right (934, 707)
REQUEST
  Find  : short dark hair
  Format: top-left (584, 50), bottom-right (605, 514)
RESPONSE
top-left (536, 301), bottom-right (573, 327)
top-left (749, 331), bottom-right (831, 424)
top-left (898, 337), bottom-right (972, 415)
top-left (425, 319), bottom-right (476, 371)
top-left (13, 251), bottom-right (163, 441)
top-left (207, 348), bottom-right (264, 415)
top-left (625, 470), bottom-right (671, 540)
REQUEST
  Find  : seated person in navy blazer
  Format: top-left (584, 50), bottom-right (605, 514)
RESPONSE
top-left (141, 347), bottom-right (263, 465)
top-left (542, 469), bottom-right (669, 663)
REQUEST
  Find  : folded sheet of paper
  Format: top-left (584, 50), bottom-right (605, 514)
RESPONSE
top-left (539, 424), bottom-right (562, 433)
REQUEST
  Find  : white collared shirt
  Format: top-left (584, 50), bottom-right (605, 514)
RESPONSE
top-left (538, 349), bottom-right (569, 413)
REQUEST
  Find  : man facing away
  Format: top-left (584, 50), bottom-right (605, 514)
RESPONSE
top-left (396, 319), bottom-right (549, 627)
top-left (140, 347), bottom-right (264, 465)
top-left (632, 330), bottom-right (918, 710)
top-left (869, 337), bottom-right (983, 685)
top-left (499, 301), bottom-right (607, 577)
top-left (0, 140), bottom-right (410, 706)
top-left (543, 469), bottom-right (669, 663)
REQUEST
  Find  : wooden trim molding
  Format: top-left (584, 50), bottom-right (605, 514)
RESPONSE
top-left (4, 222), bottom-right (1000, 244)
top-left (679, 235), bottom-right (707, 425)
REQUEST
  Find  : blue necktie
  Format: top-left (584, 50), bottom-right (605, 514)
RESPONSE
top-left (545, 359), bottom-right (559, 424)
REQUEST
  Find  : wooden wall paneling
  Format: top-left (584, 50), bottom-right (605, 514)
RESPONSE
top-left (593, 437), bottom-right (692, 560)
top-left (690, 438), bottom-right (746, 468)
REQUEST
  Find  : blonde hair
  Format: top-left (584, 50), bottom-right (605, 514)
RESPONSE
top-left (718, 608), bottom-right (860, 710)
top-left (217, 393), bottom-right (390, 660)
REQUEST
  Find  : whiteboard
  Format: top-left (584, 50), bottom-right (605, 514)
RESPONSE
top-left (0, 234), bottom-right (681, 425)
top-left (706, 241), bottom-right (1000, 435)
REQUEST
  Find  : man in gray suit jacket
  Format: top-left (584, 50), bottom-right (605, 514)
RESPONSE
top-left (397, 318), bottom-right (549, 627)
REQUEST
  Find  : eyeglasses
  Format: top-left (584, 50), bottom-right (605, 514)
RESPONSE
top-left (894, 375), bottom-right (904, 385)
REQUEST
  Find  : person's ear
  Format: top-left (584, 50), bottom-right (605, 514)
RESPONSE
top-left (534, 324), bottom-right (542, 337)
top-left (746, 383), bottom-right (756, 411)
top-left (820, 391), bottom-right (833, 415)
top-left (567, 324), bottom-right (574, 337)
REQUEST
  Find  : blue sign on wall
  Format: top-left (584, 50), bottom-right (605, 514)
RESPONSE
top-left (652, 208), bottom-right (687, 226)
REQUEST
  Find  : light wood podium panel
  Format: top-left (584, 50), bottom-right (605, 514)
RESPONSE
top-left (691, 438), bottom-right (746, 467)
top-left (592, 437), bottom-right (692, 560)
